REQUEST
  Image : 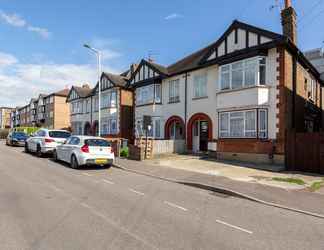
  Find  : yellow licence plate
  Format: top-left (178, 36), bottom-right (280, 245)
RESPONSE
top-left (95, 159), bottom-right (108, 165)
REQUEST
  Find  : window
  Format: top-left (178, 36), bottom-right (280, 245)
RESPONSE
top-left (169, 79), bottom-right (180, 103)
top-left (135, 117), bottom-right (162, 138)
top-left (220, 57), bottom-right (266, 90)
top-left (136, 85), bottom-right (161, 105)
top-left (219, 109), bottom-right (267, 138)
top-left (258, 109), bottom-right (268, 138)
top-left (93, 97), bottom-right (99, 111)
top-left (310, 78), bottom-right (316, 101)
top-left (193, 74), bottom-right (207, 98)
top-left (101, 118), bottom-right (118, 135)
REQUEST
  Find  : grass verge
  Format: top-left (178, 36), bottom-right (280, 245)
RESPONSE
top-left (272, 177), bottom-right (306, 185)
top-left (309, 180), bottom-right (324, 192)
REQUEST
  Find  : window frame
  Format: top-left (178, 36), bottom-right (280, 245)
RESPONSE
top-left (219, 56), bottom-right (267, 91)
top-left (169, 79), bottom-right (180, 103)
top-left (193, 73), bottom-right (208, 99)
top-left (218, 108), bottom-right (268, 139)
top-left (136, 84), bottom-right (162, 106)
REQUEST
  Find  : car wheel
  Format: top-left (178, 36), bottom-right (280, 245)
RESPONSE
top-left (36, 145), bottom-right (42, 157)
top-left (24, 143), bottom-right (30, 153)
top-left (70, 155), bottom-right (79, 169)
top-left (53, 150), bottom-right (58, 162)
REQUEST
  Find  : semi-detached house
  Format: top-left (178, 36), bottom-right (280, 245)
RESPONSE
top-left (67, 70), bottom-right (134, 141)
top-left (129, 1), bottom-right (324, 165)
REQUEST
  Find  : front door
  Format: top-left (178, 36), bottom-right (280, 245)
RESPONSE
top-left (199, 121), bottom-right (209, 152)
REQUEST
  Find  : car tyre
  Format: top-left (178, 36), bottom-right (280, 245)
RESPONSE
top-left (36, 145), bottom-right (42, 157)
top-left (70, 155), bottom-right (79, 169)
top-left (24, 143), bottom-right (30, 153)
top-left (53, 150), bottom-right (58, 162)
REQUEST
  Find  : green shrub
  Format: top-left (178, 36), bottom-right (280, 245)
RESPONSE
top-left (120, 147), bottom-right (129, 158)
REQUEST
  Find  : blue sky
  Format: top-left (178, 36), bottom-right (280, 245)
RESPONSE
top-left (0, 0), bottom-right (324, 106)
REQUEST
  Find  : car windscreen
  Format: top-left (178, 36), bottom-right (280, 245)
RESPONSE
top-left (12, 132), bottom-right (27, 137)
top-left (49, 131), bottom-right (71, 138)
top-left (85, 139), bottom-right (111, 147)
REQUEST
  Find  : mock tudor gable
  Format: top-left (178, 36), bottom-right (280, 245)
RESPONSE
top-left (128, 59), bottom-right (168, 86)
top-left (200, 20), bottom-right (283, 64)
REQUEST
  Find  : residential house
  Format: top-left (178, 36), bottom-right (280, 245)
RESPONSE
top-left (129, 0), bottom-right (324, 165)
top-left (0, 107), bottom-right (14, 129)
top-left (67, 71), bottom-right (134, 140)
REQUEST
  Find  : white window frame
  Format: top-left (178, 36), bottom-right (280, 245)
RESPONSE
top-left (219, 56), bottom-right (266, 91)
top-left (136, 84), bottom-right (161, 106)
top-left (169, 79), bottom-right (180, 103)
top-left (219, 109), bottom-right (268, 139)
top-left (193, 73), bottom-right (207, 98)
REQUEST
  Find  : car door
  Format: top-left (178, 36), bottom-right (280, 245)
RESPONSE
top-left (56, 137), bottom-right (72, 162)
top-left (65, 137), bottom-right (80, 162)
top-left (31, 130), bottom-right (44, 151)
top-left (28, 131), bottom-right (39, 151)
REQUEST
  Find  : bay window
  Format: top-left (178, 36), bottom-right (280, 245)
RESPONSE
top-left (135, 117), bottom-right (162, 138)
top-left (136, 84), bottom-right (161, 106)
top-left (220, 57), bottom-right (266, 90)
top-left (101, 118), bottom-right (118, 135)
top-left (219, 109), bottom-right (267, 138)
top-left (101, 91), bottom-right (117, 108)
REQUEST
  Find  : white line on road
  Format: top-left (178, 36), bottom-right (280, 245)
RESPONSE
top-left (164, 201), bottom-right (188, 211)
top-left (215, 219), bottom-right (253, 234)
top-left (129, 188), bottom-right (145, 196)
top-left (102, 179), bottom-right (115, 185)
top-left (82, 173), bottom-right (93, 177)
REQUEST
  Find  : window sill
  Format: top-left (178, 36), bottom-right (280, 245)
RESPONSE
top-left (217, 85), bottom-right (269, 95)
top-left (192, 96), bottom-right (208, 101)
top-left (168, 100), bottom-right (181, 104)
top-left (136, 102), bottom-right (162, 107)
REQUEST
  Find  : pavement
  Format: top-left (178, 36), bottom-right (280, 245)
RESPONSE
top-left (1, 142), bottom-right (324, 250)
top-left (114, 157), bottom-right (324, 218)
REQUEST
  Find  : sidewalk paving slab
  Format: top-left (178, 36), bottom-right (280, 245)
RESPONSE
top-left (114, 158), bottom-right (324, 218)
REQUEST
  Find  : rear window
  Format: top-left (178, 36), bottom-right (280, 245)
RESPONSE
top-left (85, 139), bottom-right (111, 147)
top-left (49, 131), bottom-right (71, 138)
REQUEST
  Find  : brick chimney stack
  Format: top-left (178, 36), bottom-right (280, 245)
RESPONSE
top-left (281, 0), bottom-right (297, 44)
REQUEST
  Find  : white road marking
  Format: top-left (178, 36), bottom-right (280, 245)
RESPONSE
top-left (164, 201), bottom-right (188, 211)
top-left (79, 202), bottom-right (158, 249)
top-left (102, 179), bottom-right (114, 185)
top-left (129, 188), bottom-right (145, 196)
top-left (82, 173), bottom-right (93, 177)
top-left (215, 219), bottom-right (253, 234)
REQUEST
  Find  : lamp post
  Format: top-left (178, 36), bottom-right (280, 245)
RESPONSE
top-left (84, 44), bottom-right (102, 136)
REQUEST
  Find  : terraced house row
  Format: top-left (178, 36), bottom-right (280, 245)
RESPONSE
top-left (67, 1), bottom-right (324, 165)
top-left (10, 89), bottom-right (70, 130)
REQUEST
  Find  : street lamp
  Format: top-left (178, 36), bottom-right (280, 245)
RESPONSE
top-left (84, 44), bottom-right (102, 137)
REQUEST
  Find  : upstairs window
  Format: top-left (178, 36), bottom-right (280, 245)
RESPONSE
top-left (169, 79), bottom-right (180, 103)
top-left (220, 57), bottom-right (266, 91)
top-left (101, 91), bottom-right (117, 108)
top-left (136, 84), bottom-right (161, 106)
top-left (193, 74), bottom-right (207, 98)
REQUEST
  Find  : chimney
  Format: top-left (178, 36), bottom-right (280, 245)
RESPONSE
top-left (281, 0), bottom-right (297, 44)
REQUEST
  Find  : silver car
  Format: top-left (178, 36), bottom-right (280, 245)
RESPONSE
top-left (25, 129), bottom-right (71, 157)
top-left (53, 136), bottom-right (115, 169)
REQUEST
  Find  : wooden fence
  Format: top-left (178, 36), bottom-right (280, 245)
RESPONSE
top-left (286, 132), bottom-right (324, 174)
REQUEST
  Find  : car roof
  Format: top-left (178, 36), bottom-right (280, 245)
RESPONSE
top-left (71, 136), bottom-right (107, 140)
top-left (38, 128), bottom-right (70, 132)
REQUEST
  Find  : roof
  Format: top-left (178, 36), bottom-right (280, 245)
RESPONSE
top-left (102, 72), bottom-right (128, 87)
top-left (54, 88), bottom-right (70, 97)
top-left (146, 60), bottom-right (169, 75)
top-left (73, 86), bottom-right (93, 98)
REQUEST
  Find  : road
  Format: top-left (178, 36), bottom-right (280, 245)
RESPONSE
top-left (0, 141), bottom-right (323, 250)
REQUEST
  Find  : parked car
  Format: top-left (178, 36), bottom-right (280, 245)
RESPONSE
top-left (6, 131), bottom-right (29, 146)
top-left (25, 129), bottom-right (71, 157)
top-left (53, 136), bottom-right (114, 169)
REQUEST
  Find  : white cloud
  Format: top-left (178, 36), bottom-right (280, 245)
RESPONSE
top-left (0, 12), bottom-right (26, 27)
top-left (0, 51), bottom-right (122, 107)
top-left (89, 38), bottom-right (122, 61)
top-left (164, 13), bottom-right (183, 20)
top-left (27, 26), bottom-right (51, 39)
top-left (0, 10), bottom-right (51, 39)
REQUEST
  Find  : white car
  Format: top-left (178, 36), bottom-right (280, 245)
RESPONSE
top-left (53, 136), bottom-right (115, 169)
top-left (25, 129), bottom-right (71, 157)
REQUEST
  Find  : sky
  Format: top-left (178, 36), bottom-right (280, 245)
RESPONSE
top-left (0, 0), bottom-right (324, 106)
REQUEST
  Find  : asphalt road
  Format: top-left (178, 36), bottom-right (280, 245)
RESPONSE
top-left (0, 141), bottom-right (324, 250)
